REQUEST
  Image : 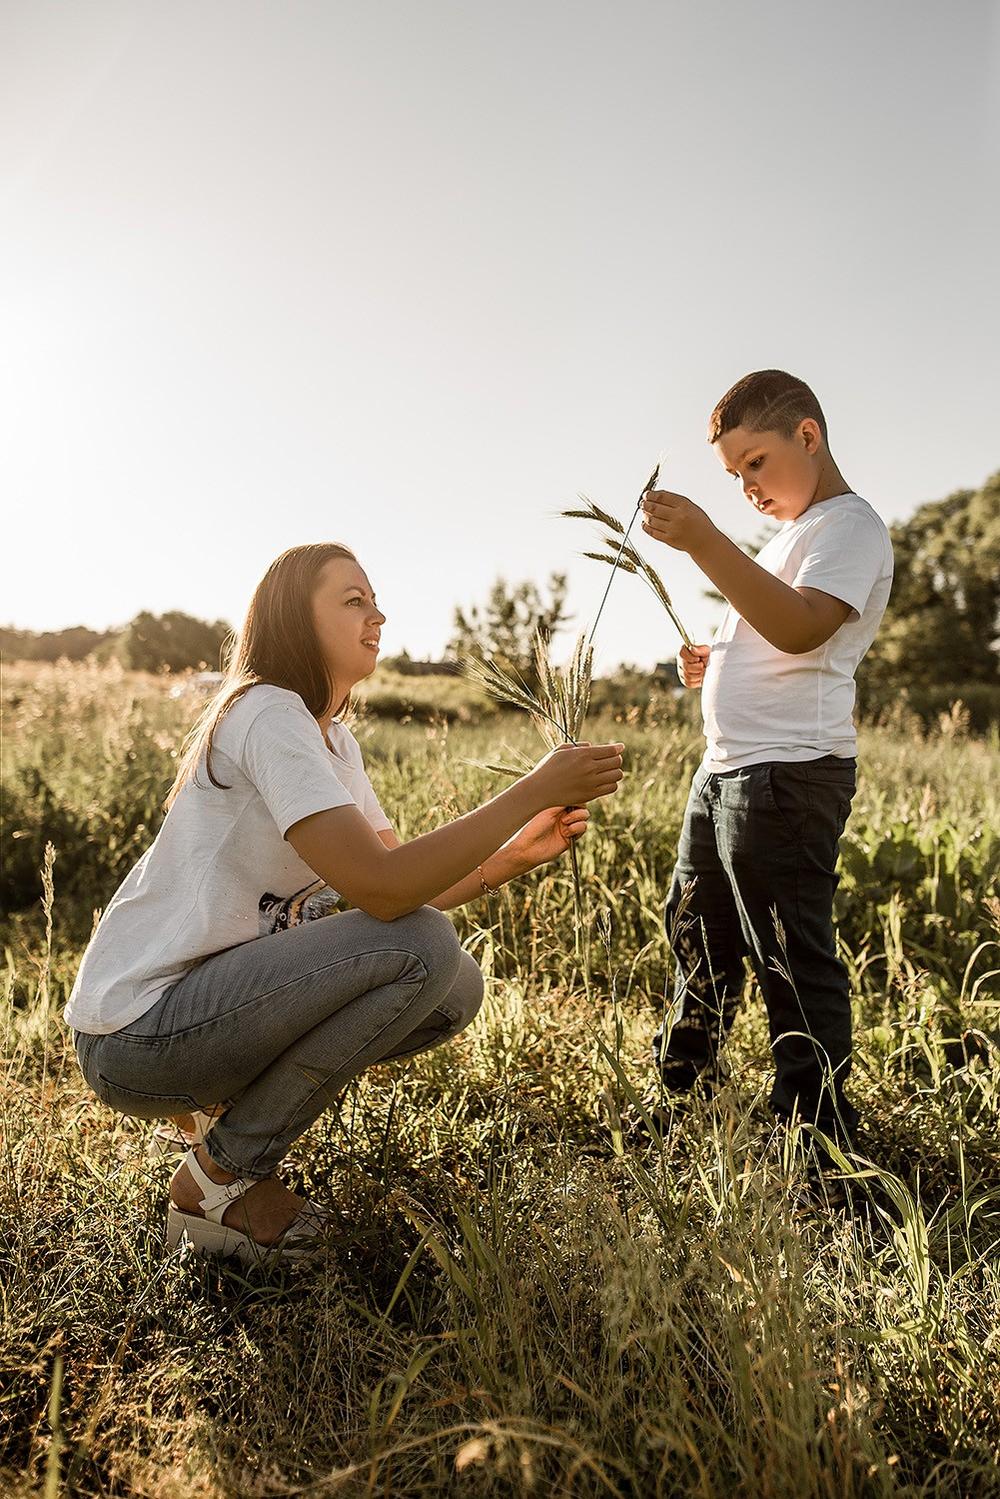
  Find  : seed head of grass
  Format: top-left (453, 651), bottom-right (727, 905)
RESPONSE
top-left (462, 630), bottom-right (594, 958)
top-left (562, 463), bottom-right (660, 647)
top-left (462, 630), bottom-right (593, 749)
top-left (564, 496), bottom-right (693, 646)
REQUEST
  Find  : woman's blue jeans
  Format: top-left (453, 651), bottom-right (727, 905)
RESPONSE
top-left (653, 756), bottom-right (858, 1136)
top-left (75, 906), bottom-right (484, 1178)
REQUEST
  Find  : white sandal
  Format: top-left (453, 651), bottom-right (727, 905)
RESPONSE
top-left (165, 1148), bottom-right (328, 1264)
top-left (147, 1111), bottom-right (216, 1160)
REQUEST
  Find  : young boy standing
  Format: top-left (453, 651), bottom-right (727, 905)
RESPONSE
top-left (641, 369), bottom-right (893, 1144)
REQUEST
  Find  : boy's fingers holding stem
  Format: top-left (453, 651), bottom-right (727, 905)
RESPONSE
top-left (642, 491), bottom-right (685, 522)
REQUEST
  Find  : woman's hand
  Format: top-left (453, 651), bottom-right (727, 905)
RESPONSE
top-left (506, 805), bottom-right (590, 874)
top-left (526, 742), bottom-right (624, 810)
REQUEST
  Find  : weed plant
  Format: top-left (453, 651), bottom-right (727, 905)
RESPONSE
top-left (2, 663), bottom-right (999, 1497)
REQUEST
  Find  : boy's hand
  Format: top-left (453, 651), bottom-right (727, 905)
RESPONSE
top-left (677, 644), bottom-right (710, 688)
top-left (642, 491), bottom-right (716, 554)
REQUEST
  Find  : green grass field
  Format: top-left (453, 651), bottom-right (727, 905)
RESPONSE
top-left (3, 662), bottom-right (999, 1497)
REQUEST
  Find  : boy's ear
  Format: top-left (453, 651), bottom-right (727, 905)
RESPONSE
top-left (798, 418), bottom-right (824, 453)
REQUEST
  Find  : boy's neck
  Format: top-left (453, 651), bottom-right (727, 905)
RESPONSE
top-left (810, 452), bottom-right (852, 507)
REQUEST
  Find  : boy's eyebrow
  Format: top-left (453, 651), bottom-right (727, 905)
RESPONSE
top-left (722, 445), bottom-right (763, 477)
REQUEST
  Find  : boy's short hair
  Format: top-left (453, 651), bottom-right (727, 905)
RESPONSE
top-left (708, 370), bottom-right (828, 445)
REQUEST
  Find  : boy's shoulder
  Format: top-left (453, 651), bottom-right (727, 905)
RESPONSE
top-left (794, 493), bottom-right (893, 551)
top-left (802, 491), bottom-right (885, 526)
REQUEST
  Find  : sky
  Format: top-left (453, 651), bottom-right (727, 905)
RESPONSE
top-left (3, 0), bottom-right (998, 672)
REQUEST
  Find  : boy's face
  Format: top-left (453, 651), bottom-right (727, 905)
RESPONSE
top-left (714, 421), bottom-right (826, 523)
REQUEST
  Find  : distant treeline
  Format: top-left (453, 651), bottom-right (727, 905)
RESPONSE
top-left (1, 612), bottom-right (232, 674)
top-left (4, 471), bottom-right (998, 727)
top-left (1, 625), bottom-right (116, 662)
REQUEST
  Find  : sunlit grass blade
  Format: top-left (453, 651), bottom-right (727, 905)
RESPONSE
top-left (562, 501), bottom-right (628, 536)
top-left (462, 652), bottom-right (576, 747)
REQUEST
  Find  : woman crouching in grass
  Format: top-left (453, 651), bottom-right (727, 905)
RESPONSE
top-left (66, 544), bottom-right (624, 1264)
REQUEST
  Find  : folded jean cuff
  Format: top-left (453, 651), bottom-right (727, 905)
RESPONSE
top-left (201, 1129), bottom-right (275, 1182)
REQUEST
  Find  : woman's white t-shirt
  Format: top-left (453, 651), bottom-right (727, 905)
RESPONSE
top-left (700, 493), bottom-right (894, 770)
top-left (64, 685), bottom-right (392, 1035)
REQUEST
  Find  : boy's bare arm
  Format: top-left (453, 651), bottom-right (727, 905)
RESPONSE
top-left (642, 491), bottom-right (850, 655)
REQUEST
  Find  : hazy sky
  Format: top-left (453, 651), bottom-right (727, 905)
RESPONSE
top-left (3, 0), bottom-right (998, 670)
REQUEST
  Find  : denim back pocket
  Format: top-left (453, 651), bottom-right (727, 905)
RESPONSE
top-left (75, 1030), bottom-right (199, 1119)
top-left (93, 1074), bottom-right (200, 1119)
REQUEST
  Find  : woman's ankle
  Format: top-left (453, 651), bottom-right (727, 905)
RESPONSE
top-left (192, 1143), bottom-right (236, 1183)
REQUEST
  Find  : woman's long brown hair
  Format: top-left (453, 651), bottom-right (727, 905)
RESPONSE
top-left (166, 542), bottom-right (357, 809)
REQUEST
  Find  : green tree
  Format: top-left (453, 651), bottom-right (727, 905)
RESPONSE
top-left (114, 611), bottom-right (232, 673)
top-left (0, 625), bottom-right (115, 662)
top-left (448, 574), bottom-right (572, 688)
top-left (862, 471), bottom-right (999, 702)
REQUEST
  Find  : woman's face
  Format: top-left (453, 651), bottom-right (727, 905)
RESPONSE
top-left (311, 556), bottom-right (385, 694)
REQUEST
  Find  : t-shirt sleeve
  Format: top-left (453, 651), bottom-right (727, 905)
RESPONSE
top-left (337, 729), bottom-right (393, 833)
top-left (238, 702), bottom-right (356, 836)
top-left (355, 766), bottom-right (393, 833)
top-left (791, 510), bottom-right (888, 619)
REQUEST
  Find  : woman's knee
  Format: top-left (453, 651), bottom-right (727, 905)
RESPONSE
top-left (447, 950), bottom-right (485, 1030)
top-left (388, 912), bottom-right (482, 1032)
top-left (389, 905), bottom-right (464, 986)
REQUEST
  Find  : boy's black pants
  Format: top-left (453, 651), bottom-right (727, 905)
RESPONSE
top-left (653, 755), bottom-right (858, 1136)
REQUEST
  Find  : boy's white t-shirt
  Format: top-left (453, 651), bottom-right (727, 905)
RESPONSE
top-left (64, 684), bottom-right (393, 1035)
top-left (700, 493), bottom-right (893, 771)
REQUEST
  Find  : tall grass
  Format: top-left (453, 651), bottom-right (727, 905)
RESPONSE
top-left (2, 663), bottom-right (999, 1496)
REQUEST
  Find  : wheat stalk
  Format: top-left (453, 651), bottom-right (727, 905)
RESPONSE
top-left (563, 492), bottom-right (693, 647)
top-left (577, 463), bottom-right (661, 645)
top-left (462, 650), bottom-right (581, 747)
top-left (463, 630), bottom-right (593, 958)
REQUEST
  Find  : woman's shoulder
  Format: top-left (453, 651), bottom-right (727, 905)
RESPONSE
top-left (214, 684), bottom-right (313, 753)
top-left (234, 682), bottom-right (308, 715)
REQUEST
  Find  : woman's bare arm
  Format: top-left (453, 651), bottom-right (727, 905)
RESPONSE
top-left (286, 743), bottom-right (622, 921)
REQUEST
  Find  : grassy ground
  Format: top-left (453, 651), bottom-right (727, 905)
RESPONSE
top-left (2, 662), bottom-right (999, 1497)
